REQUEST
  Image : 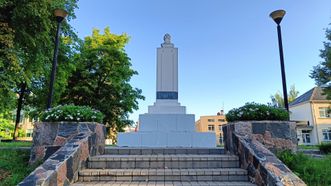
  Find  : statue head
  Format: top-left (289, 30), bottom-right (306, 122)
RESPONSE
top-left (164, 33), bottom-right (171, 44)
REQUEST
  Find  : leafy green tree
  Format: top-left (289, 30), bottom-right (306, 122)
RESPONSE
top-left (311, 25), bottom-right (331, 98)
top-left (271, 85), bottom-right (299, 107)
top-left (61, 27), bottom-right (145, 131)
top-left (0, 0), bottom-right (79, 139)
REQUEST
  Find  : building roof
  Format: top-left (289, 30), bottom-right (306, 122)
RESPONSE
top-left (289, 87), bottom-right (328, 107)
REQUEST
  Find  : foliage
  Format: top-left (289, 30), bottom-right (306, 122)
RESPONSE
top-left (60, 27), bottom-right (144, 131)
top-left (40, 105), bottom-right (104, 123)
top-left (0, 117), bottom-right (14, 139)
top-left (0, 0), bottom-right (79, 139)
top-left (318, 142), bottom-right (331, 154)
top-left (0, 115), bottom-right (24, 139)
top-left (226, 102), bottom-right (289, 122)
top-left (277, 150), bottom-right (331, 186)
top-left (0, 149), bottom-right (41, 186)
top-left (311, 25), bottom-right (331, 98)
top-left (270, 85), bottom-right (299, 108)
top-left (0, 142), bottom-right (32, 148)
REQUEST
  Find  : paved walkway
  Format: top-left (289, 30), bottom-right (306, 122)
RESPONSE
top-left (72, 181), bottom-right (255, 186)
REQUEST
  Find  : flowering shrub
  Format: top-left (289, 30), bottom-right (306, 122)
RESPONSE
top-left (41, 105), bottom-right (104, 123)
top-left (226, 102), bottom-right (289, 122)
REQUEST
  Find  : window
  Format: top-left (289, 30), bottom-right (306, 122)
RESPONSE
top-left (301, 130), bottom-right (311, 144)
top-left (208, 119), bottom-right (215, 122)
top-left (322, 129), bottom-right (331, 141)
top-left (219, 133), bottom-right (223, 144)
top-left (26, 129), bottom-right (33, 137)
top-left (218, 125), bottom-right (222, 131)
top-left (319, 107), bottom-right (331, 118)
top-left (208, 125), bottom-right (215, 131)
top-left (218, 119), bottom-right (225, 122)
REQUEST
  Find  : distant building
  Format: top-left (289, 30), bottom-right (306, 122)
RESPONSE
top-left (290, 87), bottom-right (331, 145)
top-left (13, 110), bottom-right (35, 140)
top-left (195, 110), bottom-right (227, 145)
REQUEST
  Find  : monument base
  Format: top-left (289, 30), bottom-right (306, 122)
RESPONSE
top-left (148, 100), bottom-right (186, 114)
top-left (117, 113), bottom-right (216, 148)
top-left (117, 131), bottom-right (216, 147)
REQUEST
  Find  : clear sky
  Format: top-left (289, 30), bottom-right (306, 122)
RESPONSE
top-left (70, 0), bottom-right (331, 123)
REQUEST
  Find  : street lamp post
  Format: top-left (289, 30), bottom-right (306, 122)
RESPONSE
top-left (270, 10), bottom-right (289, 111)
top-left (47, 9), bottom-right (68, 109)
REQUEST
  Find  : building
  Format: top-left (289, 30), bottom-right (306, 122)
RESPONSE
top-left (195, 111), bottom-right (227, 145)
top-left (12, 111), bottom-right (34, 140)
top-left (290, 87), bottom-right (331, 145)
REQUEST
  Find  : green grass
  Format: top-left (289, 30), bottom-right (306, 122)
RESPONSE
top-left (0, 149), bottom-right (40, 186)
top-left (298, 145), bottom-right (319, 150)
top-left (277, 150), bottom-right (331, 186)
top-left (0, 141), bottom-right (32, 148)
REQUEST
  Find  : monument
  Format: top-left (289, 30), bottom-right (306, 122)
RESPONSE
top-left (117, 34), bottom-right (216, 147)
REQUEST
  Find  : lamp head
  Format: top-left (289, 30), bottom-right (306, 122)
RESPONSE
top-left (270, 10), bottom-right (286, 25)
top-left (54, 9), bottom-right (68, 23)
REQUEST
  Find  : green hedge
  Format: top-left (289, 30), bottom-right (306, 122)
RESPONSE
top-left (41, 105), bottom-right (104, 123)
top-left (226, 102), bottom-right (289, 122)
top-left (319, 142), bottom-right (331, 154)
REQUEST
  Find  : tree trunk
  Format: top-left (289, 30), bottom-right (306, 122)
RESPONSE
top-left (13, 82), bottom-right (26, 141)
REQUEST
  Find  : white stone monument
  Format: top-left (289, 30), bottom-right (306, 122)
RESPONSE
top-left (117, 34), bottom-right (216, 147)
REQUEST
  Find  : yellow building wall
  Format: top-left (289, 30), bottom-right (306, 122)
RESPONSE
top-left (195, 115), bottom-right (227, 145)
top-left (311, 102), bottom-right (331, 143)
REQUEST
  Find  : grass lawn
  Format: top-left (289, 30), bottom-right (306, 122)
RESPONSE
top-left (298, 145), bottom-right (319, 150)
top-left (0, 141), bottom-right (32, 148)
top-left (278, 150), bottom-right (331, 186)
top-left (0, 149), bottom-right (39, 186)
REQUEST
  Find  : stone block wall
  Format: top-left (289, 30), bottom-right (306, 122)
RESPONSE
top-left (223, 121), bottom-right (306, 186)
top-left (19, 122), bottom-right (105, 186)
top-left (29, 122), bottom-right (105, 163)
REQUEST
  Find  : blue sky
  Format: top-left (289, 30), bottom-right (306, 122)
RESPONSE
top-left (71, 0), bottom-right (331, 122)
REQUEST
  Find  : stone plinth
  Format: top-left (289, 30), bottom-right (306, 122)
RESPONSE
top-left (30, 122), bottom-right (106, 163)
top-left (148, 100), bottom-right (186, 114)
top-left (118, 114), bottom-right (216, 147)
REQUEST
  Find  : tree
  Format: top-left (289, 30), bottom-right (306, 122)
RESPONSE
top-left (311, 25), bottom-right (331, 98)
top-left (0, 0), bottom-right (79, 140)
top-left (270, 85), bottom-right (299, 108)
top-left (60, 27), bottom-right (145, 132)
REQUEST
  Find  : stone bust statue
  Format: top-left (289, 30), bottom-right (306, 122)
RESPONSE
top-left (164, 33), bottom-right (171, 43)
top-left (161, 33), bottom-right (174, 47)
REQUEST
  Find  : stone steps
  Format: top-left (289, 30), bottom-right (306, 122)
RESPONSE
top-left (72, 181), bottom-right (256, 186)
top-left (73, 148), bottom-right (255, 185)
top-left (78, 168), bottom-right (248, 182)
top-left (87, 154), bottom-right (239, 169)
top-left (104, 148), bottom-right (224, 155)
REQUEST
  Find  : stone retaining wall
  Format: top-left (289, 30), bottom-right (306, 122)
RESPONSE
top-left (29, 122), bottom-right (105, 163)
top-left (223, 121), bottom-right (306, 186)
top-left (19, 122), bottom-right (105, 186)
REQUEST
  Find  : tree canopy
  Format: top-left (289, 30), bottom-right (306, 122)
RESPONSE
top-left (311, 25), bottom-right (331, 98)
top-left (60, 27), bottom-right (144, 131)
top-left (0, 0), bottom-right (79, 139)
top-left (270, 85), bottom-right (299, 108)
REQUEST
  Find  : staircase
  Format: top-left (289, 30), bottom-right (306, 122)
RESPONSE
top-left (72, 147), bottom-right (255, 186)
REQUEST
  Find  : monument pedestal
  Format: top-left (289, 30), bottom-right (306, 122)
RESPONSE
top-left (118, 114), bottom-right (216, 147)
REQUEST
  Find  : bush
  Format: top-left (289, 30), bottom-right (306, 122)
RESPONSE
top-left (318, 142), bottom-right (331, 154)
top-left (41, 105), bottom-right (104, 123)
top-left (277, 150), bottom-right (331, 185)
top-left (225, 102), bottom-right (289, 122)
